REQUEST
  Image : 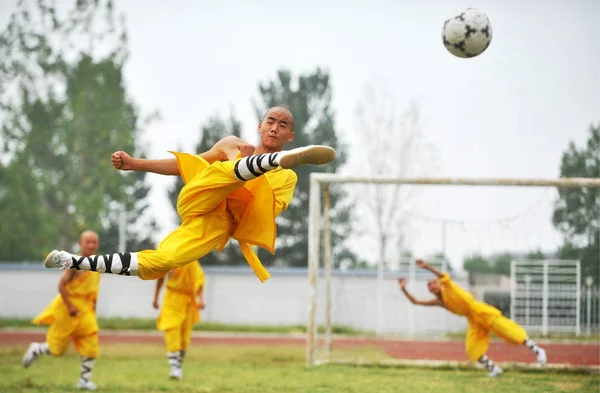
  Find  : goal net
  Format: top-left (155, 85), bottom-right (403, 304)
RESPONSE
top-left (305, 174), bottom-right (600, 367)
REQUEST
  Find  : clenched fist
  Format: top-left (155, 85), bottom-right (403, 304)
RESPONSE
top-left (237, 144), bottom-right (256, 158)
top-left (111, 151), bottom-right (134, 171)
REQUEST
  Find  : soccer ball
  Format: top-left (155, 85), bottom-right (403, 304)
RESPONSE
top-left (442, 8), bottom-right (492, 58)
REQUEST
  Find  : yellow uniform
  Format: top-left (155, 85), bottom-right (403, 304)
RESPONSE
top-left (157, 262), bottom-right (205, 352)
top-left (439, 273), bottom-right (527, 362)
top-left (32, 272), bottom-right (101, 358)
top-left (137, 152), bottom-right (297, 282)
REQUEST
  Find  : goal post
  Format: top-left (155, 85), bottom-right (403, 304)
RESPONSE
top-left (306, 174), bottom-right (600, 367)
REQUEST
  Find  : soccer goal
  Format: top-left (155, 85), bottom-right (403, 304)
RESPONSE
top-left (306, 174), bottom-right (600, 367)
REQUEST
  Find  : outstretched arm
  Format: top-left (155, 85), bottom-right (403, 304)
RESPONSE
top-left (111, 136), bottom-right (256, 176)
top-left (398, 278), bottom-right (443, 307)
top-left (416, 259), bottom-right (445, 278)
top-left (112, 152), bottom-right (180, 175)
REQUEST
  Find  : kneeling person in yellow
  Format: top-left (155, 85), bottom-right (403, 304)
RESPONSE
top-left (24, 230), bottom-right (101, 391)
top-left (153, 261), bottom-right (205, 380)
top-left (44, 106), bottom-right (336, 283)
top-left (398, 259), bottom-right (547, 377)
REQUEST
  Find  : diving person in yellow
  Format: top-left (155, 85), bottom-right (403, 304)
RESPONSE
top-left (153, 261), bottom-right (205, 380)
top-left (24, 230), bottom-right (102, 391)
top-left (44, 106), bottom-right (336, 283)
top-left (398, 259), bottom-right (547, 377)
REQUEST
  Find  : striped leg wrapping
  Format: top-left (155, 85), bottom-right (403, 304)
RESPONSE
top-left (167, 351), bottom-right (182, 370)
top-left (71, 252), bottom-right (138, 276)
top-left (79, 357), bottom-right (95, 384)
top-left (233, 153), bottom-right (279, 181)
top-left (478, 355), bottom-right (496, 371)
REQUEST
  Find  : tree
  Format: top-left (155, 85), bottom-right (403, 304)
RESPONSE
top-left (0, 0), bottom-right (158, 258)
top-left (463, 253), bottom-right (511, 276)
top-left (353, 83), bottom-right (436, 272)
top-left (463, 254), bottom-right (492, 274)
top-left (0, 161), bottom-right (59, 260)
top-left (166, 113), bottom-right (244, 265)
top-left (526, 249), bottom-right (546, 260)
top-left (490, 252), bottom-right (512, 276)
top-left (553, 124), bottom-right (600, 280)
top-left (254, 69), bottom-right (355, 267)
top-left (463, 251), bottom-right (549, 276)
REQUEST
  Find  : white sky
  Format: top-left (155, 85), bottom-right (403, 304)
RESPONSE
top-left (1, 0), bottom-right (598, 270)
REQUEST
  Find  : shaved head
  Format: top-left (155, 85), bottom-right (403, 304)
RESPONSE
top-left (80, 230), bottom-right (99, 242)
top-left (79, 230), bottom-right (99, 257)
top-left (263, 105), bottom-right (294, 130)
top-left (256, 105), bottom-right (295, 153)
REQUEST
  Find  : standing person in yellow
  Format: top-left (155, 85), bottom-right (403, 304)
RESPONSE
top-left (398, 259), bottom-right (547, 377)
top-left (44, 106), bottom-right (336, 283)
top-left (152, 261), bottom-right (205, 380)
top-left (24, 230), bottom-right (102, 391)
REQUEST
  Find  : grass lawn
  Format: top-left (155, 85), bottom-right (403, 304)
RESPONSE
top-left (0, 343), bottom-right (597, 393)
top-left (0, 317), bottom-right (364, 336)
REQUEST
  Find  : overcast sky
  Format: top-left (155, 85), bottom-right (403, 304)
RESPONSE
top-left (1, 0), bottom-right (598, 270)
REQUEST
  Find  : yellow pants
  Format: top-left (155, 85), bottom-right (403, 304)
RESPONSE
top-left (138, 160), bottom-right (243, 280)
top-left (465, 314), bottom-right (528, 362)
top-left (46, 311), bottom-right (99, 358)
top-left (163, 311), bottom-right (195, 352)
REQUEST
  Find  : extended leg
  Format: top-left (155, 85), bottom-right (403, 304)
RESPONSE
top-left (45, 208), bottom-right (230, 280)
top-left (490, 316), bottom-right (547, 367)
top-left (233, 145), bottom-right (336, 181)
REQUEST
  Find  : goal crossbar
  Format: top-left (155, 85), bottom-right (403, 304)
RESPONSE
top-left (310, 173), bottom-right (600, 187)
top-left (306, 174), bottom-right (600, 367)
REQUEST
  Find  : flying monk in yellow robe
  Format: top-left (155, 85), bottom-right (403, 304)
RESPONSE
top-left (24, 231), bottom-right (102, 391)
top-left (153, 261), bottom-right (205, 380)
top-left (398, 259), bottom-right (547, 377)
top-left (43, 106), bottom-right (335, 283)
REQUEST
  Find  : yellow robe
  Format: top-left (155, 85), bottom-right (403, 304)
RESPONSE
top-left (157, 262), bottom-right (205, 352)
top-left (137, 152), bottom-right (297, 282)
top-left (33, 271), bottom-right (101, 358)
top-left (439, 273), bottom-right (527, 361)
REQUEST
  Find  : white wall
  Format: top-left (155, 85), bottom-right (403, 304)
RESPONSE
top-left (0, 264), bottom-right (467, 336)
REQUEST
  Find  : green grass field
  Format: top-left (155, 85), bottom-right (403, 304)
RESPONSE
top-left (0, 344), bottom-right (597, 393)
top-left (0, 317), bottom-right (365, 336)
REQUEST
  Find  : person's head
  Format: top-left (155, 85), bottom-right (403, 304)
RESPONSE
top-left (257, 105), bottom-right (295, 151)
top-left (79, 230), bottom-right (99, 257)
top-left (427, 278), bottom-right (442, 296)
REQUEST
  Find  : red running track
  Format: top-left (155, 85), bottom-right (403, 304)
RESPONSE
top-left (1, 331), bottom-right (598, 366)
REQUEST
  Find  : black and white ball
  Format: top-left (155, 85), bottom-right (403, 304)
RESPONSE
top-left (442, 8), bottom-right (492, 58)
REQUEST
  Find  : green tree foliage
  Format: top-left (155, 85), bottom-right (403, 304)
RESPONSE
top-left (463, 251), bottom-right (553, 276)
top-left (166, 114), bottom-right (244, 265)
top-left (0, 161), bottom-right (59, 260)
top-left (253, 69), bottom-right (355, 267)
top-left (463, 254), bottom-right (492, 274)
top-left (463, 253), bottom-right (513, 276)
top-left (0, 0), bottom-right (157, 259)
top-left (553, 124), bottom-right (600, 280)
